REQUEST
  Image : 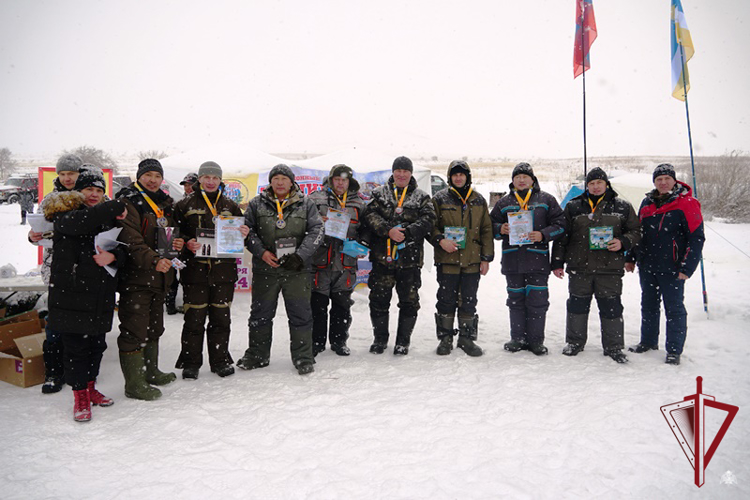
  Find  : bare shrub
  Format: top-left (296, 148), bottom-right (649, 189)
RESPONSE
top-left (682, 151), bottom-right (750, 222)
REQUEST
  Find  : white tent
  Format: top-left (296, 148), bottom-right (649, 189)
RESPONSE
top-left (158, 145), bottom-right (432, 204)
top-left (296, 147), bottom-right (431, 192)
top-left (609, 173), bottom-right (653, 208)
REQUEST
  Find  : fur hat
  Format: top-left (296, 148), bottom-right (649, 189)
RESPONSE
top-left (56, 154), bottom-right (83, 174)
top-left (198, 161), bottom-right (222, 179)
top-left (268, 164), bottom-right (296, 184)
top-left (136, 158), bottom-right (164, 180)
top-left (392, 156), bottom-right (413, 173)
top-left (653, 163), bottom-right (677, 182)
top-left (328, 164), bottom-right (360, 192)
top-left (74, 164), bottom-right (106, 191)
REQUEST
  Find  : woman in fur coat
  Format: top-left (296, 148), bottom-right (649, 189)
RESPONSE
top-left (42, 165), bottom-right (128, 422)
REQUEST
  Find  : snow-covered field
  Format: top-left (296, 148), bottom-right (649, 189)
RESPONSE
top-left (1, 196), bottom-right (748, 499)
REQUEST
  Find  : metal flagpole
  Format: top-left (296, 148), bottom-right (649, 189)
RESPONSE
top-left (581, 8), bottom-right (588, 180)
top-left (679, 40), bottom-right (709, 318)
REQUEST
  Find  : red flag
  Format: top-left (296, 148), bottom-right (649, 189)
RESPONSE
top-left (574, 0), bottom-right (598, 78)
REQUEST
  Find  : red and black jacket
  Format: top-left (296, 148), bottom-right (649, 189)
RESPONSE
top-left (632, 181), bottom-right (705, 277)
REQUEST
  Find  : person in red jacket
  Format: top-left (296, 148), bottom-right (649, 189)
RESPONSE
top-left (626, 163), bottom-right (705, 365)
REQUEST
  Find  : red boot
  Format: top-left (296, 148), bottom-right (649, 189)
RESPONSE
top-left (73, 389), bottom-right (92, 422)
top-left (88, 380), bottom-right (114, 407)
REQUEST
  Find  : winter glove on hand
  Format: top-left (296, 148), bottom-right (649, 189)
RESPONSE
top-left (279, 253), bottom-right (304, 271)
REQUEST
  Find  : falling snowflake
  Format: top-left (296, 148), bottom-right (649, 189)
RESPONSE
top-left (720, 470), bottom-right (737, 485)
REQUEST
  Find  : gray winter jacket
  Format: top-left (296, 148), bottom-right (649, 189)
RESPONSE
top-left (244, 185), bottom-right (324, 273)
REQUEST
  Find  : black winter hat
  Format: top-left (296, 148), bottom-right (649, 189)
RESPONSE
top-left (329, 164), bottom-right (360, 192)
top-left (512, 162), bottom-right (535, 179)
top-left (180, 172), bottom-right (198, 185)
top-left (448, 160), bottom-right (472, 187)
top-left (56, 153), bottom-right (83, 174)
top-left (392, 156), bottom-right (413, 173)
top-left (653, 163), bottom-right (677, 182)
top-left (585, 167), bottom-right (609, 185)
top-left (268, 164), bottom-right (296, 184)
top-left (137, 158), bottom-right (164, 180)
top-left (74, 164), bottom-right (106, 191)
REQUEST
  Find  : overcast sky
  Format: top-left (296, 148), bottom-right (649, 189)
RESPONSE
top-left (1, 0), bottom-right (748, 160)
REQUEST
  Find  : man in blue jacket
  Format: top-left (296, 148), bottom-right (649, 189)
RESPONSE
top-left (626, 163), bottom-right (705, 365)
top-left (490, 163), bottom-right (565, 356)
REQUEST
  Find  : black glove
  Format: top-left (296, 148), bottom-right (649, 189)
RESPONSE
top-left (279, 253), bottom-right (304, 271)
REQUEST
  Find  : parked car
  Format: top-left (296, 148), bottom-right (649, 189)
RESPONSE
top-left (111, 174), bottom-right (132, 197)
top-left (431, 173), bottom-right (448, 196)
top-left (0, 175), bottom-right (38, 204)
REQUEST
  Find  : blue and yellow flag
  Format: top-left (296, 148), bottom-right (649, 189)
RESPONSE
top-left (671, 0), bottom-right (695, 101)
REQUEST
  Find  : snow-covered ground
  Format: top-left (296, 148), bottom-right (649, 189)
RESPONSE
top-left (1, 196), bottom-right (748, 499)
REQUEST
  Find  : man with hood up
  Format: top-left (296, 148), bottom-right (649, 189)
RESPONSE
top-left (362, 156), bottom-right (436, 355)
top-left (308, 164), bottom-right (366, 357)
top-left (28, 153), bottom-right (82, 394)
top-left (116, 159), bottom-right (185, 400)
top-left (173, 161), bottom-right (249, 380)
top-left (490, 162), bottom-right (565, 356)
top-left (551, 167), bottom-right (640, 363)
top-left (237, 164), bottom-right (323, 375)
top-left (429, 160), bottom-right (494, 356)
top-left (626, 163), bottom-right (705, 365)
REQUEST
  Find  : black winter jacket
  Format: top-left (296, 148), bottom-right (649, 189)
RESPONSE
top-left (490, 184), bottom-right (565, 275)
top-left (362, 176), bottom-right (436, 268)
top-left (45, 192), bottom-right (127, 334)
top-left (173, 186), bottom-right (244, 285)
top-left (551, 187), bottom-right (640, 275)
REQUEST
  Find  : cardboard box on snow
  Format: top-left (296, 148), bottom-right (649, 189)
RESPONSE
top-left (0, 310), bottom-right (45, 388)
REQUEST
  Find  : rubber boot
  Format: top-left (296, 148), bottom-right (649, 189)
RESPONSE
top-left (600, 316), bottom-right (625, 353)
top-left (369, 314), bottom-right (389, 354)
top-left (143, 341), bottom-right (176, 386)
top-left (435, 313), bottom-right (455, 355)
top-left (394, 314), bottom-right (417, 355)
top-left (565, 313), bottom-right (589, 349)
top-left (237, 322), bottom-right (272, 370)
top-left (119, 351), bottom-right (162, 401)
top-left (41, 340), bottom-right (65, 394)
top-left (457, 315), bottom-right (483, 357)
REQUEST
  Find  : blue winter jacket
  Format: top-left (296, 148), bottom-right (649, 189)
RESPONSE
top-left (490, 184), bottom-right (566, 275)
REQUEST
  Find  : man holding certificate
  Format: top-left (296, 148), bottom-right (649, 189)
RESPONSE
top-left (173, 161), bottom-right (249, 380)
top-left (490, 163), bottom-right (565, 356)
top-left (551, 167), bottom-right (640, 363)
top-left (362, 156), bottom-right (436, 355)
top-left (429, 160), bottom-right (494, 357)
top-left (308, 164), bottom-right (366, 357)
top-left (116, 159), bottom-right (185, 400)
top-left (238, 164), bottom-right (323, 375)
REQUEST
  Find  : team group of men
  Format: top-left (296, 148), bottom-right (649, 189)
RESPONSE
top-left (29, 153), bottom-right (705, 420)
